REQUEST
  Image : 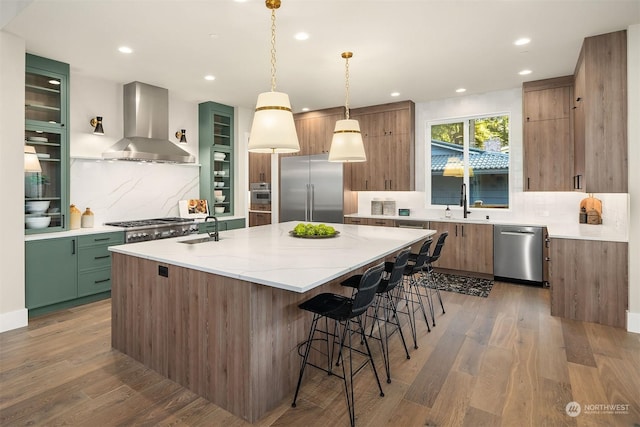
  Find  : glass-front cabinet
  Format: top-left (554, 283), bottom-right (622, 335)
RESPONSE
top-left (199, 101), bottom-right (234, 217)
top-left (24, 54), bottom-right (70, 233)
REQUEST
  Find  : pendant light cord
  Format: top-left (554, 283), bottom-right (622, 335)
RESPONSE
top-left (270, 8), bottom-right (277, 92)
top-left (344, 53), bottom-right (351, 119)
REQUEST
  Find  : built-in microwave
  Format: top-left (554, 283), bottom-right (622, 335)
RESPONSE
top-left (250, 182), bottom-right (271, 205)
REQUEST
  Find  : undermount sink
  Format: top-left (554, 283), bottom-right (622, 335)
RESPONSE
top-left (178, 236), bottom-right (220, 244)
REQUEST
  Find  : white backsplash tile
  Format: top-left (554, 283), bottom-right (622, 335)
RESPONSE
top-left (70, 158), bottom-right (200, 224)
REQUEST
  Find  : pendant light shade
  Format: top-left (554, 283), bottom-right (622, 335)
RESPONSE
top-left (248, 91), bottom-right (300, 153)
top-left (328, 119), bottom-right (366, 161)
top-left (248, 0), bottom-right (300, 154)
top-left (328, 51), bottom-right (366, 162)
top-left (24, 145), bottom-right (42, 172)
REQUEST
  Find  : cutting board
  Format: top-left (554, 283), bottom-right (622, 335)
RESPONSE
top-left (580, 194), bottom-right (602, 224)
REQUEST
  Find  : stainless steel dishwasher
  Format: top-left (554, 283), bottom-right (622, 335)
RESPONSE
top-left (493, 225), bottom-right (543, 285)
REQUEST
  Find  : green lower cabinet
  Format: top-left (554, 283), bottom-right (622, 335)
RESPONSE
top-left (25, 231), bottom-right (124, 316)
top-left (25, 237), bottom-right (77, 309)
top-left (198, 218), bottom-right (246, 234)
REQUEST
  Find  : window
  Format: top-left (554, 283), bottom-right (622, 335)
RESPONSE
top-left (429, 114), bottom-right (509, 209)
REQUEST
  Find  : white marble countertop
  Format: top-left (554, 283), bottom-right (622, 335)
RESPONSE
top-left (109, 221), bottom-right (435, 293)
top-left (25, 226), bottom-right (125, 241)
top-left (344, 213), bottom-right (628, 242)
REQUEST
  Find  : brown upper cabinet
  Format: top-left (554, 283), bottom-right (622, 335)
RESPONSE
top-left (290, 107), bottom-right (344, 157)
top-left (522, 76), bottom-right (574, 191)
top-left (572, 30), bottom-right (627, 193)
top-left (248, 152), bottom-right (271, 185)
top-left (349, 100), bottom-right (415, 191)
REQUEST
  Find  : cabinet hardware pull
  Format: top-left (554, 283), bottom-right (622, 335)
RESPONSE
top-left (527, 177), bottom-right (530, 190)
top-left (545, 257), bottom-right (551, 262)
top-left (389, 180), bottom-right (392, 190)
top-left (94, 237), bottom-right (110, 241)
top-left (455, 225), bottom-right (458, 237)
top-left (94, 278), bottom-right (110, 284)
top-left (461, 225), bottom-right (464, 237)
top-left (94, 255), bottom-right (110, 260)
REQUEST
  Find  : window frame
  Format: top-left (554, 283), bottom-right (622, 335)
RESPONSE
top-left (425, 111), bottom-right (512, 210)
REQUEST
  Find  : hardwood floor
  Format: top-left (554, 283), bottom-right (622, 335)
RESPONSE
top-left (1, 282), bottom-right (639, 426)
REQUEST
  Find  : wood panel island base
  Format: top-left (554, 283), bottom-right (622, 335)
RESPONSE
top-left (110, 222), bottom-right (434, 422)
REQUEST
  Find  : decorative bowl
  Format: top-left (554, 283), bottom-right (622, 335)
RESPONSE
top-left (213, 152), bottom-right (226, 160)
top-left (215, 195), bottom-right (226, 202)
top-left (25, 215), bottom-right (51, 229)
top-left (26, 200), bottom-right (50, 214)
top-left (215, 182), bottom-right (224, 188)
top-left (218, 170), bottom-right (226, 176)
top-left (214, 190), bottom-right (223, 196)
top-left (214, 207), bottom-right (225, 214)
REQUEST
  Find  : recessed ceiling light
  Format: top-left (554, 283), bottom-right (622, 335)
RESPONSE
top-left (48, 79), bottom-right (60, 85)
top-left (301, 107), bottom-right (310, 112)
top-left (519, 69), bottom-right (532, 75)
top-left (514, 37), bottom-right (531, 46)
top-left (118, 46), bottom-right (133, 54)
top-left (209, 33), bottom-right (219, 39)
top-left (204, 75), bottom-right (215, 81)
top-left (294, 32), bottom-right (309, 41)
top-left (455, 88), bottom-right (466, 93)
top-left (390, 92), bottom-right (400, 97)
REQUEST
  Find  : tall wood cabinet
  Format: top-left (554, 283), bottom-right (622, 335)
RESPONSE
top-left (349, 101), bottom-right (415, 191)
top-left (522, 76), bottom-right (574, 191)
top-left (549, 238), bottom-right (627, 328)
top-left (572, 30), bottom-right (627, 193)
top-left (249, 152), bottom-right (271, 184)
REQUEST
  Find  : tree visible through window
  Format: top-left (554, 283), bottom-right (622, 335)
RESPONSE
top-left (430, 115), bottom-right (509, 208)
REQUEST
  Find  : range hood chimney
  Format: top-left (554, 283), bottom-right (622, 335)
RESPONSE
top-left (102, 82), bottom-right (195, 163)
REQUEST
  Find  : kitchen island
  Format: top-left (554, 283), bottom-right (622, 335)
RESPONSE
top-left (109, 221), bottom-right (434, 422)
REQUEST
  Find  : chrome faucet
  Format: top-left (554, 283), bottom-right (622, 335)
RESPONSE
top-left (460, 183), bottom-right (471, 219)
top-left (205, 215), bottom-right (219, 241)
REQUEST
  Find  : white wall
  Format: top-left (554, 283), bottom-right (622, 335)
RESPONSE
top-left (0, 31), bottom-right (28, 332)
top-left (627, 24), bottom-right (639, 333)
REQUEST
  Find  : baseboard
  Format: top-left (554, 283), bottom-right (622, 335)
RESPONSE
top-left (627, 310), bottom-right (640, 333)
top-left (0, 308), bottom-right (28, 333)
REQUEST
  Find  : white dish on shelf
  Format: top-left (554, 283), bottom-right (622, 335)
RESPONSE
top-left (25, 215), bottom-right (51, 229)
top-left (214, 190), bottom-right (223, 196)
top-left (36, 153), bottom-right (51, 159)
top-left (214, 207), bottom-right (225, 214)
top-left (213, 171), bottom-right (220, 176)
top-left (213, 152), bottom-right (226, 160)
top-left (215, 195), bottom-right (226, 202)
top-left (215, 182), bottom-right (224, 188)
top-left (28, 136), bottom-right (48, 143)
top-left (26, 200), bottom-right (50, 214)
top-left (218, 170), bottom-right (226, 176)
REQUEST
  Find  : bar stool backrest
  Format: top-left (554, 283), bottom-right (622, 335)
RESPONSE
top-left (411, 237), bottom-right (433, 273)
top-left (350, 262), bottom-right (385, 318)
top-left (428, 231), bottom-right (449, 263)
top-left (383, 247), bottom-right (412, 293)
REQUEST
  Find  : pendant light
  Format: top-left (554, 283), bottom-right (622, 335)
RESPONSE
top-left (248, 0), bottom-right (300, 154)
top-left (328, 52), bottom-right (366, 162)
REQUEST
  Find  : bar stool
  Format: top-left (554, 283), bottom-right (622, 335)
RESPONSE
top-left (292, 263), bottom-right (386, 427)
top-left (340, 247), bottom-right (412, 384)
top-left (419, 231), bottom-right (449, 322)
top-left (392, 238), bottom-right (434, 349)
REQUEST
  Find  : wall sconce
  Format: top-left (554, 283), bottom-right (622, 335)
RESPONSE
top-left (24, 145), bottom-right (42, 172)
top-left (90, 116), bottom-right (104, 135)
top-left (175, 129), bottom-right (187, 143)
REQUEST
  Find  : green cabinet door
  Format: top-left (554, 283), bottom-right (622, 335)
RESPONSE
top-left (25, 237), bottom-right (77, 309)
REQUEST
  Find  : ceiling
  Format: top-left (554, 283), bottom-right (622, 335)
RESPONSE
top-left (3, 0), bottom-right (639, 112)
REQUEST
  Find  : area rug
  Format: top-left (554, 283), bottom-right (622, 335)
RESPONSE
top-left (425, 272), bottom-right (494, 298)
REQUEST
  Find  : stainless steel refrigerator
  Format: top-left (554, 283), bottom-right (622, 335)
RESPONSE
top-left (280, 153), bottom-right (343, 223)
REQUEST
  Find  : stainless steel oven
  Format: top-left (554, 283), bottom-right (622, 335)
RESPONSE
top-left (250, 182), bottom-right (271, 205)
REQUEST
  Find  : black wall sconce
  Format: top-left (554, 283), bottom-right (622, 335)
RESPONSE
top-left (90, 116), bottom-right (104, 135)
top-left (175, 129), bottom-right (187, 143)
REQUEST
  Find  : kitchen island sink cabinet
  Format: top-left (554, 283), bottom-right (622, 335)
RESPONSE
top-left (427, 221), bottom-right (493, 275)
top-left (109, 222), bottom-right (433, 423)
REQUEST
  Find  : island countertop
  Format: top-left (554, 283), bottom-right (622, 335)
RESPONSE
top-left (108, 221), bottom-right (435, 293)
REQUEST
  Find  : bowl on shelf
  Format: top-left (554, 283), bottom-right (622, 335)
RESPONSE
top-left (213, 152), bottom-right (226, 161)
top-left (215, 195), bottom-right (226, 202)
top-left (26, 200), bottom-right (50, 214)
top-left (214, 190), bottom-right (223, 196)
top-left (214, 207), bottom-right (225, 214)
top-left (213, 171), bottom-right (220, 176)
top-left (215, 182), bottom-right (224, 188)
top-left (218, 170), bottom-right (226, 176)
top-left (25, 215), bottom-right (51, 229)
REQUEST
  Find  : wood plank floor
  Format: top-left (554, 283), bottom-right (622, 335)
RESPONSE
top-left (1, 282), bottom-right (639, 426)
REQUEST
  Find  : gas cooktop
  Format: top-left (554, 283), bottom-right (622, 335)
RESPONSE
top-left (105, 217), bottom-right (198, 243)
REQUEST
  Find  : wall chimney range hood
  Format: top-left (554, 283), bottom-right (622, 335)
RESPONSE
top-left (102, 82), bottom-right (195, 163)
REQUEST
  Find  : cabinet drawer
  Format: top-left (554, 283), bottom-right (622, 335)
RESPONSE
top-left (344, 217), bottom-right (368, 225)
top-left (78, 245), bottom-right (112, 271)
top-left (78, 268), bottom-right (112, 297)
top-left (369, 219), bottom-right (395, 227)
top-left (78, 232), bottom-right (125, 248)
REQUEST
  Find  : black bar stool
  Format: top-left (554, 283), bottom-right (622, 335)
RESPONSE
top-left (340, 247), bottom-right (413, 384)
top-left (418, 231), bottom-right (449, 321)
top-left (292, 263), bottom-right (386, 427)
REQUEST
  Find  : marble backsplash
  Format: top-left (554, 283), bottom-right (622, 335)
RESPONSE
top-left (70, 158), bottom-right (200, 225)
